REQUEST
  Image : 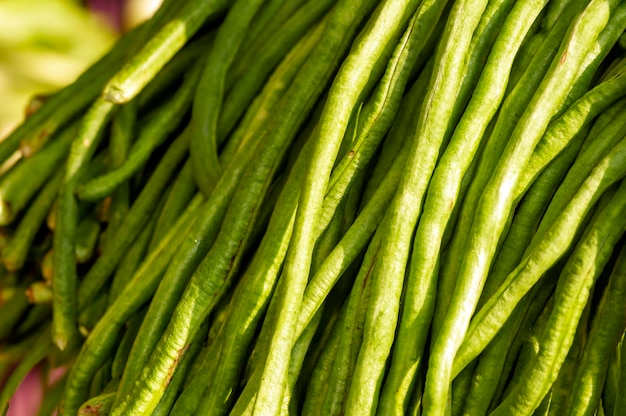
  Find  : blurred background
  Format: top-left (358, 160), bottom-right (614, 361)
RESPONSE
top-left (0, 0), bottom-right (162, 139)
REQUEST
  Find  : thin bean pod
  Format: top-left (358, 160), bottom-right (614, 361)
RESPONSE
top-left (564, 245), bottom-right (626, 416)
top-left (189, 0), bottom-right (274, 193)
top-left (107, 34), bottom-right (322, 404)
top-left (257, 1), bottom-right (421, 412)
top-left (108, 207), bottom-right (158, 300)
top-left (183, 136), bottom-right (310, 415)
top-left (611, 333), bottom-right (626, 415)
top-left (103, 0), bottom-right (231, 104)
top-left (217, 0), bottom-right (335, 142)
top-left (2, 169), bottom-right (63, 271)
top-left (77, 131), bottom-right (189, 308)
top-left (490, 179), bottom-right (626, 415)
top-left (109, 0), bottom-right (381, 411)
top-left (151, 319), bottom-right (209, 416)
top-left (480, 129), bottom-right (587, 307)
top-left (0, 122), bottom-right (76, 226)
top-left (453, 134), bottom-right (626, 376)
top-left (300, 314), bottom-right (343, 416)
top-left (78, 62), bottom-right (202, 201)
top-left (425, 0), bottom-right (623, 410)
top-left (382, 0), bottom-right (547, 410)
top-left (546, 300), bottom-right (591, 416)
top-left (101, 103), bottom-right (135, 252)
top-left (318, 5), bottom-right (427, 237)
top-left (434, 0), bottom-right (590, 332)
top-left (77, 392), bottom-right (115, 415)
top-left (314, 238), bottom-right (376, 415)
top-left (53, 98), bottom-right (115, 350)
top-left (110, 307), bottom-right (147, 382)
top-left (230, 0), bottom-right (308, 78)
top-left (517, 58), bottom-right (626, 199)
top-left (59, 195), bottom-right (203, 415)
top-left (148, 160), bottom-right (197, 251)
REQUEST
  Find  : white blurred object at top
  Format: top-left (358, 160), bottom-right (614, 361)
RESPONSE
top-left (124, 0), bottom-right (164, 29)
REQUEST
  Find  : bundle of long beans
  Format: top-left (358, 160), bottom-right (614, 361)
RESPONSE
top-left (1, 0), bottom-right (626, 414)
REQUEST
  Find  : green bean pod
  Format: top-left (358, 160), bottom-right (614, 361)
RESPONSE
top-left (77, 130), bottom-right (189, 308)
top-left (257, 0), bottom-right (421, 412)
top-left (219, 0), bottom-right (335, 142)
top-left (53, 98), bottom-right (115, 351)
top-left (78, 62), bottom-right (202, 202)
top-left (434, 0), bottom-right (589, 332)
top-left (108, 208), bottom-right (158, 301)
top-left (189, 0), bottom-right (273, 194)
top-left (545, 299), bottom-right (592, 416)
top-left (101, 103), bottom-right (135, 252)
top-left (181, 140), bottom-right (310, 415)
top-left (517, 58), bottom-right (626, 199)
top-left (611, 333), bottom-right (626, 415)
top-left (564, 245), bottom-right (626, 416)
top-left (109, 0), bottom-right (381, 411)
top-left (103, 0), bottom-right (230, 104)
top-left (151, 319), bottom-right (209, 416)
top-left (148, 160), bottom-right (197, 251)
top-left (453, 134), bottom-right (626, 376)
top-left (425, 0), bottom-right (624, 410)
top-left (109, 25), bottom-right (324, 407)
top-left (490, 179), bottom-right (626, 415)
top-left (2, 169), bottom-right (62, 272)
top-left (0, 122), bottom-right (76, 226)
top-left (382, 0), bottom-right (548, 410)
top-left (59, 195), bottom-right (203, 415)
top-left (309, 238), bottom-right (376, 415)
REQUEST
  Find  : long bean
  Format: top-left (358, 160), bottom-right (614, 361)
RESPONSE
top-left (0, 122), bottom-right (76, 226)
top-left (59, 195), bottom-right (203, 415)
top-left (103, 0), bottom-right (230, 104)
top-left (107, 196), bottom-right (160, 301)
top-left (517, 58), bottom-right (626, 199)
top-left (110, 23), bottom-right (325, 409)
top-left (425, 0), bottom-right (623, 410)
top-left (77, 62), bottom-right (201, 202)
top-left (546, 299), bottom-right (591, 416)
top-left (482, 123), bottom-right (587, 304)
top-left (318, 4), bottom-right (428, 237)
top-left (77, 130), bottom-right (189, 308)
top-left (53, 98), bottom-right (114, 351)
top-left (148, 160), bottom-right (197, 250)
top-left (490, 179), bottom-right (626, 415)
top-left (453, 134), bottom-right (626, 376)
top-left (312, 236), bottom-right (377, 415)
top-left (2, 169), bottom-right (62, 271)
top-left (218, 0), bottom-right (334, 142)
top-left (109, 0), bottom-right (372, 410)
top-left (183, 137), bottom-right (309, 415)
top-left (341, 0), bottom-right (489, 413)
top-left (564, 245), bottom-right (626, 416)
top-left (434, 0), bottom-right (590, 333)
top-left (381, 0), bottom-right (546, 411)
top-left (189, 0), bottom-right (267, 194)
top-left (256, 1), bottom-right (421, 413)
top-left (101, 103), bottom-right (135, 252)
top-left (611, 333), bottom-right (626, 415)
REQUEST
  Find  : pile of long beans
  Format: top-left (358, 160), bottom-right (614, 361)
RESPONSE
top-left (1, 0), bottom-right (626, 414)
